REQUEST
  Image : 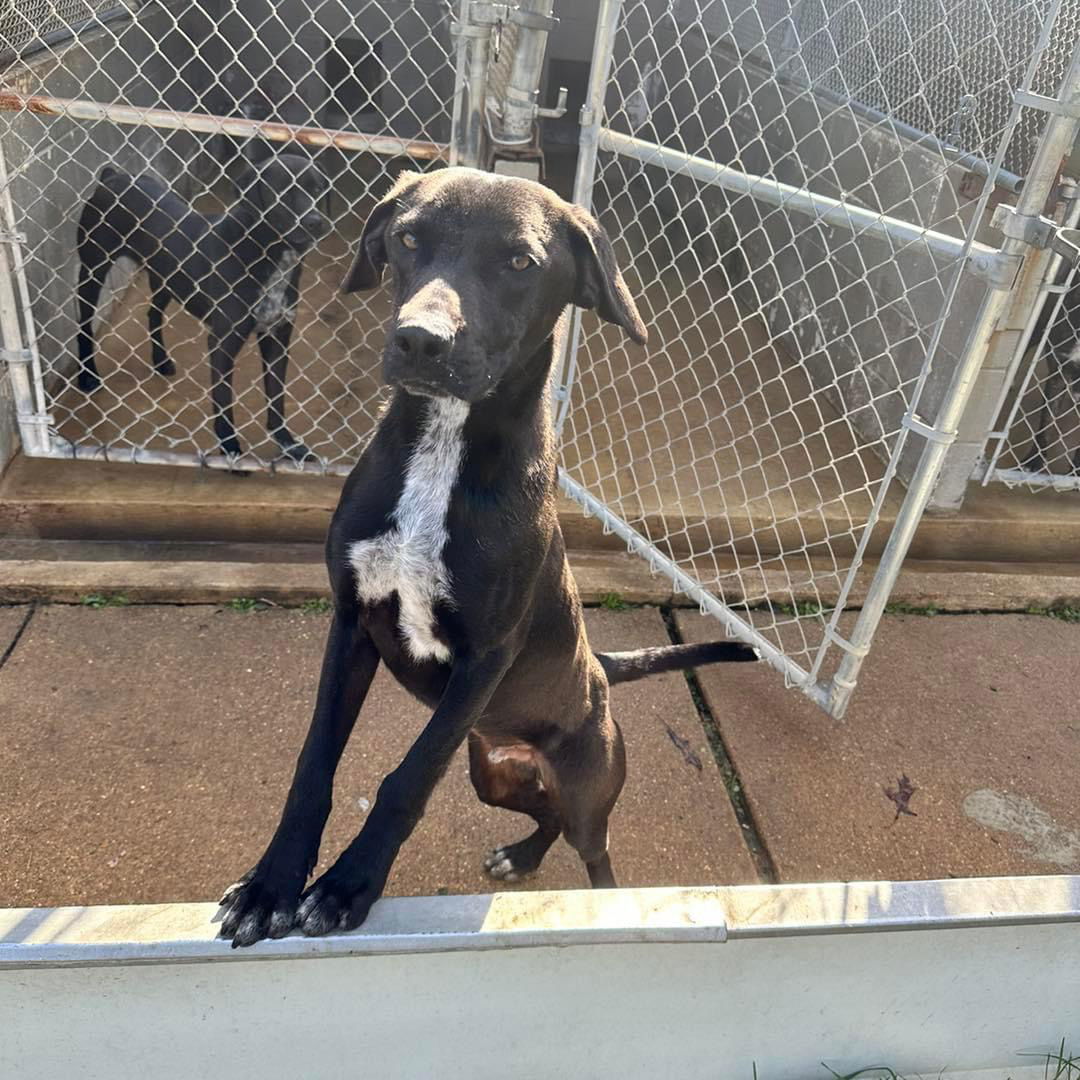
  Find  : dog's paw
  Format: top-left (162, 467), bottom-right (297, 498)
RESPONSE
top-left (484, 848), bottom-right (522, 882)
top-left (217, 867), bottom-right (304, 948)
top-left (273, 432), bottom-right (318, 464)
top-left (483, 837), bottom-right (548, 882)
top-left (295, 867), bottom-right (386, 937)
top-left (217, 435), bottom-right (244, 458)
top-left (76, 369), bottom-right (101, 394)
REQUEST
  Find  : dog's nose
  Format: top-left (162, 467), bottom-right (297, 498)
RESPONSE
top-left (394, 324), bottom-right (452, 363)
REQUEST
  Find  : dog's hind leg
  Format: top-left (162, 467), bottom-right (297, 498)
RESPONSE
top-left (147, 269), bottom-right (174, 375)
top-left (553, 706), bottom-right (626, 889)
top-left (469, 733), bottom-right (562, 881)
top-left (75, 251), bottom-right (108, 393)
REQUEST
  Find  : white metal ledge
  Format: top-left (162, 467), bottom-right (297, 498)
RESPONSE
top-left (3, 879), bottom-right (1080, 1079)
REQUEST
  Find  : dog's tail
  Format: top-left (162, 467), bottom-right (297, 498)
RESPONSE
top-left (594, 641), bottom-right (758, 686)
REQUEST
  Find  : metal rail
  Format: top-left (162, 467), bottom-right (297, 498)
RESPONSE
top-left (0, 89), bottom-right (450, 160)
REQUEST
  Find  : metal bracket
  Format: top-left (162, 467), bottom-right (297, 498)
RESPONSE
top-left (467, 3), bottom-right (558, 31)
top-left (991, 203), bottom-right (1080, 269)
top-left (965, 247), bottom-right (1024, 290)
top-left (1, 346), bottom-right (31, 367)
top-left (1013, 90), bottom-right (1080, 119)
top-left (0, 230), bottom-right (26, 245)
top-left (902, 413), bottom-right (957, 446)
top-left (537, 86), bottom-right (568, 120)
top-left (579, 104), bottom-right (596, 127)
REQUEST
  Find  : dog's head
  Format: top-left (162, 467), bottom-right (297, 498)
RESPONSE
top-left (234, 153), bottom-right (331, 253)
top-left (342, 167), bottom-right (647, 402)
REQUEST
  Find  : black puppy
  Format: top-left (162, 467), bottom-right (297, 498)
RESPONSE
top-left (219, 167), bottom-right (757, 947)
top-left (76, 154), bottom-right (330, 461)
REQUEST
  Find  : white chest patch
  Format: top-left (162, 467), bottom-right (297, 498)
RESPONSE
top-left (254, 248), bottom-right (299, 332)
top-left (348, 397), bottom-right (469, 663)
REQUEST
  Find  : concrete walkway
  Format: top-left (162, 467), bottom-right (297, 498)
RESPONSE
top-left (1, 601), bottom-right (1078, 910)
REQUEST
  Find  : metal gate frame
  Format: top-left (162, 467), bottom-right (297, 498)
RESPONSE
top-left (555, 0), bottom-right (1080, 719)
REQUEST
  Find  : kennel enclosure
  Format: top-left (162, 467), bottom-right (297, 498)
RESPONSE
top-left (2, 0), bottom-right (1080, 717)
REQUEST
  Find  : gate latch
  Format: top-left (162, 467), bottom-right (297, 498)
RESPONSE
top-left (991, 204), bottom-right (1080, 268)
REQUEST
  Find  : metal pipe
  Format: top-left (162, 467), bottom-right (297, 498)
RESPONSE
top-left (552, 0), bottom-right (623, 436)
top-left (0, 139), bottom-right (49, 456)
top-left (498, 0), bottom-right (555, 144)
top-left (598, 128), bottom-right (1005, 267)
top-left (38, 437), bottom-right (359, 477)
top-left (0, 89), bottom-right (450, 161)
top-left (826, 30), bottom-right (1080, 718)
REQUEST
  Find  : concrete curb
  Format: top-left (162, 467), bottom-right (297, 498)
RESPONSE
top-left (1, 547), bottom-right (1079, 611)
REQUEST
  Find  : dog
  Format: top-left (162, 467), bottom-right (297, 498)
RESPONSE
top-left (75, 153), bottom-right (330, 462)
top-left (218, 167), bottom-right (758, 947)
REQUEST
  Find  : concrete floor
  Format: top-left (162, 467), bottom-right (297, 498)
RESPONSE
top-left (2, 600), bottom-right (1079, 911)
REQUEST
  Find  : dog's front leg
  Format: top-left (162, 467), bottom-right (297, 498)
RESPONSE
top-left (208, 327), bottom-right (248, 457)
top-left (258, 314), bottom-right (314, 463)
top-left (219, 604), bottom-right (379, 947)
top-left (295, 647), bottom-right (513, 937)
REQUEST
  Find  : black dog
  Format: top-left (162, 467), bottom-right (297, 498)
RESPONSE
top-left (76, 154), bottom-right (330, 461)
top-left (219, 167), bottom-right (758, 947)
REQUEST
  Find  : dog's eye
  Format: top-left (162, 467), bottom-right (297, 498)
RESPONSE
top-left (509, 253), bottom-right (532, 271)
top-left (400, 232), bottom-right (419, 251)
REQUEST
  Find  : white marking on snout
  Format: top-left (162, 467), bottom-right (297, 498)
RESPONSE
top-left (348, 397), bottom-right (469, 663)
top-left (254, 248), bottom-right (300, 333)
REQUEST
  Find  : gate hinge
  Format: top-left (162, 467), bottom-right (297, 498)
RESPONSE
top-left (0, 230), bottom-right (26, 246)
top-left (991, 203), bottom-right (1080, 268)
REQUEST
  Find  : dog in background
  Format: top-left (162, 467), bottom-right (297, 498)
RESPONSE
top-left (76, 152), bottom-right (330, 462)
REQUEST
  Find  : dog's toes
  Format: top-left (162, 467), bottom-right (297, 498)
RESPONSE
top-left (483, 848), bottom-right (522, 882)
top-left (296, 869), bottom-right (383, 936)
top-left (217, 869), bottom-right (303, 948)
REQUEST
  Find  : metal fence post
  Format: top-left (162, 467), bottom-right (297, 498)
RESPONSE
top-left (827, 36), bottom-right (1080, 717)
top-left (0, 139), bottom-right (50, 458)
top-left (450, 0), bottom-right (489, 169)
top-left (552, 0), bottom-right (623, 436)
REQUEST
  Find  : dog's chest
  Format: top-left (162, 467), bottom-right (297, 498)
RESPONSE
top-left (253, 248), bottom-right (299, 332)
top-left (349, 398), bottom-right (469, 664)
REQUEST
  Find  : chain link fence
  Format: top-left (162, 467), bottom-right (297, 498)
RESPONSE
top-left (556, 0), bottom-right (1077, 714)
top-left (0, 0), bottom-right (463, 472)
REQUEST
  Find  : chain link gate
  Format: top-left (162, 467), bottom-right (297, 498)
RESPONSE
top-left (555, 0), bottom-right (1080, 717)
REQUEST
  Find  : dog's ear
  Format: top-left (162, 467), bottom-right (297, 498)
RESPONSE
top-left (566, 205), bottom-right (647, 345)
top-left (343, 170), bottom-right (424, 293)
